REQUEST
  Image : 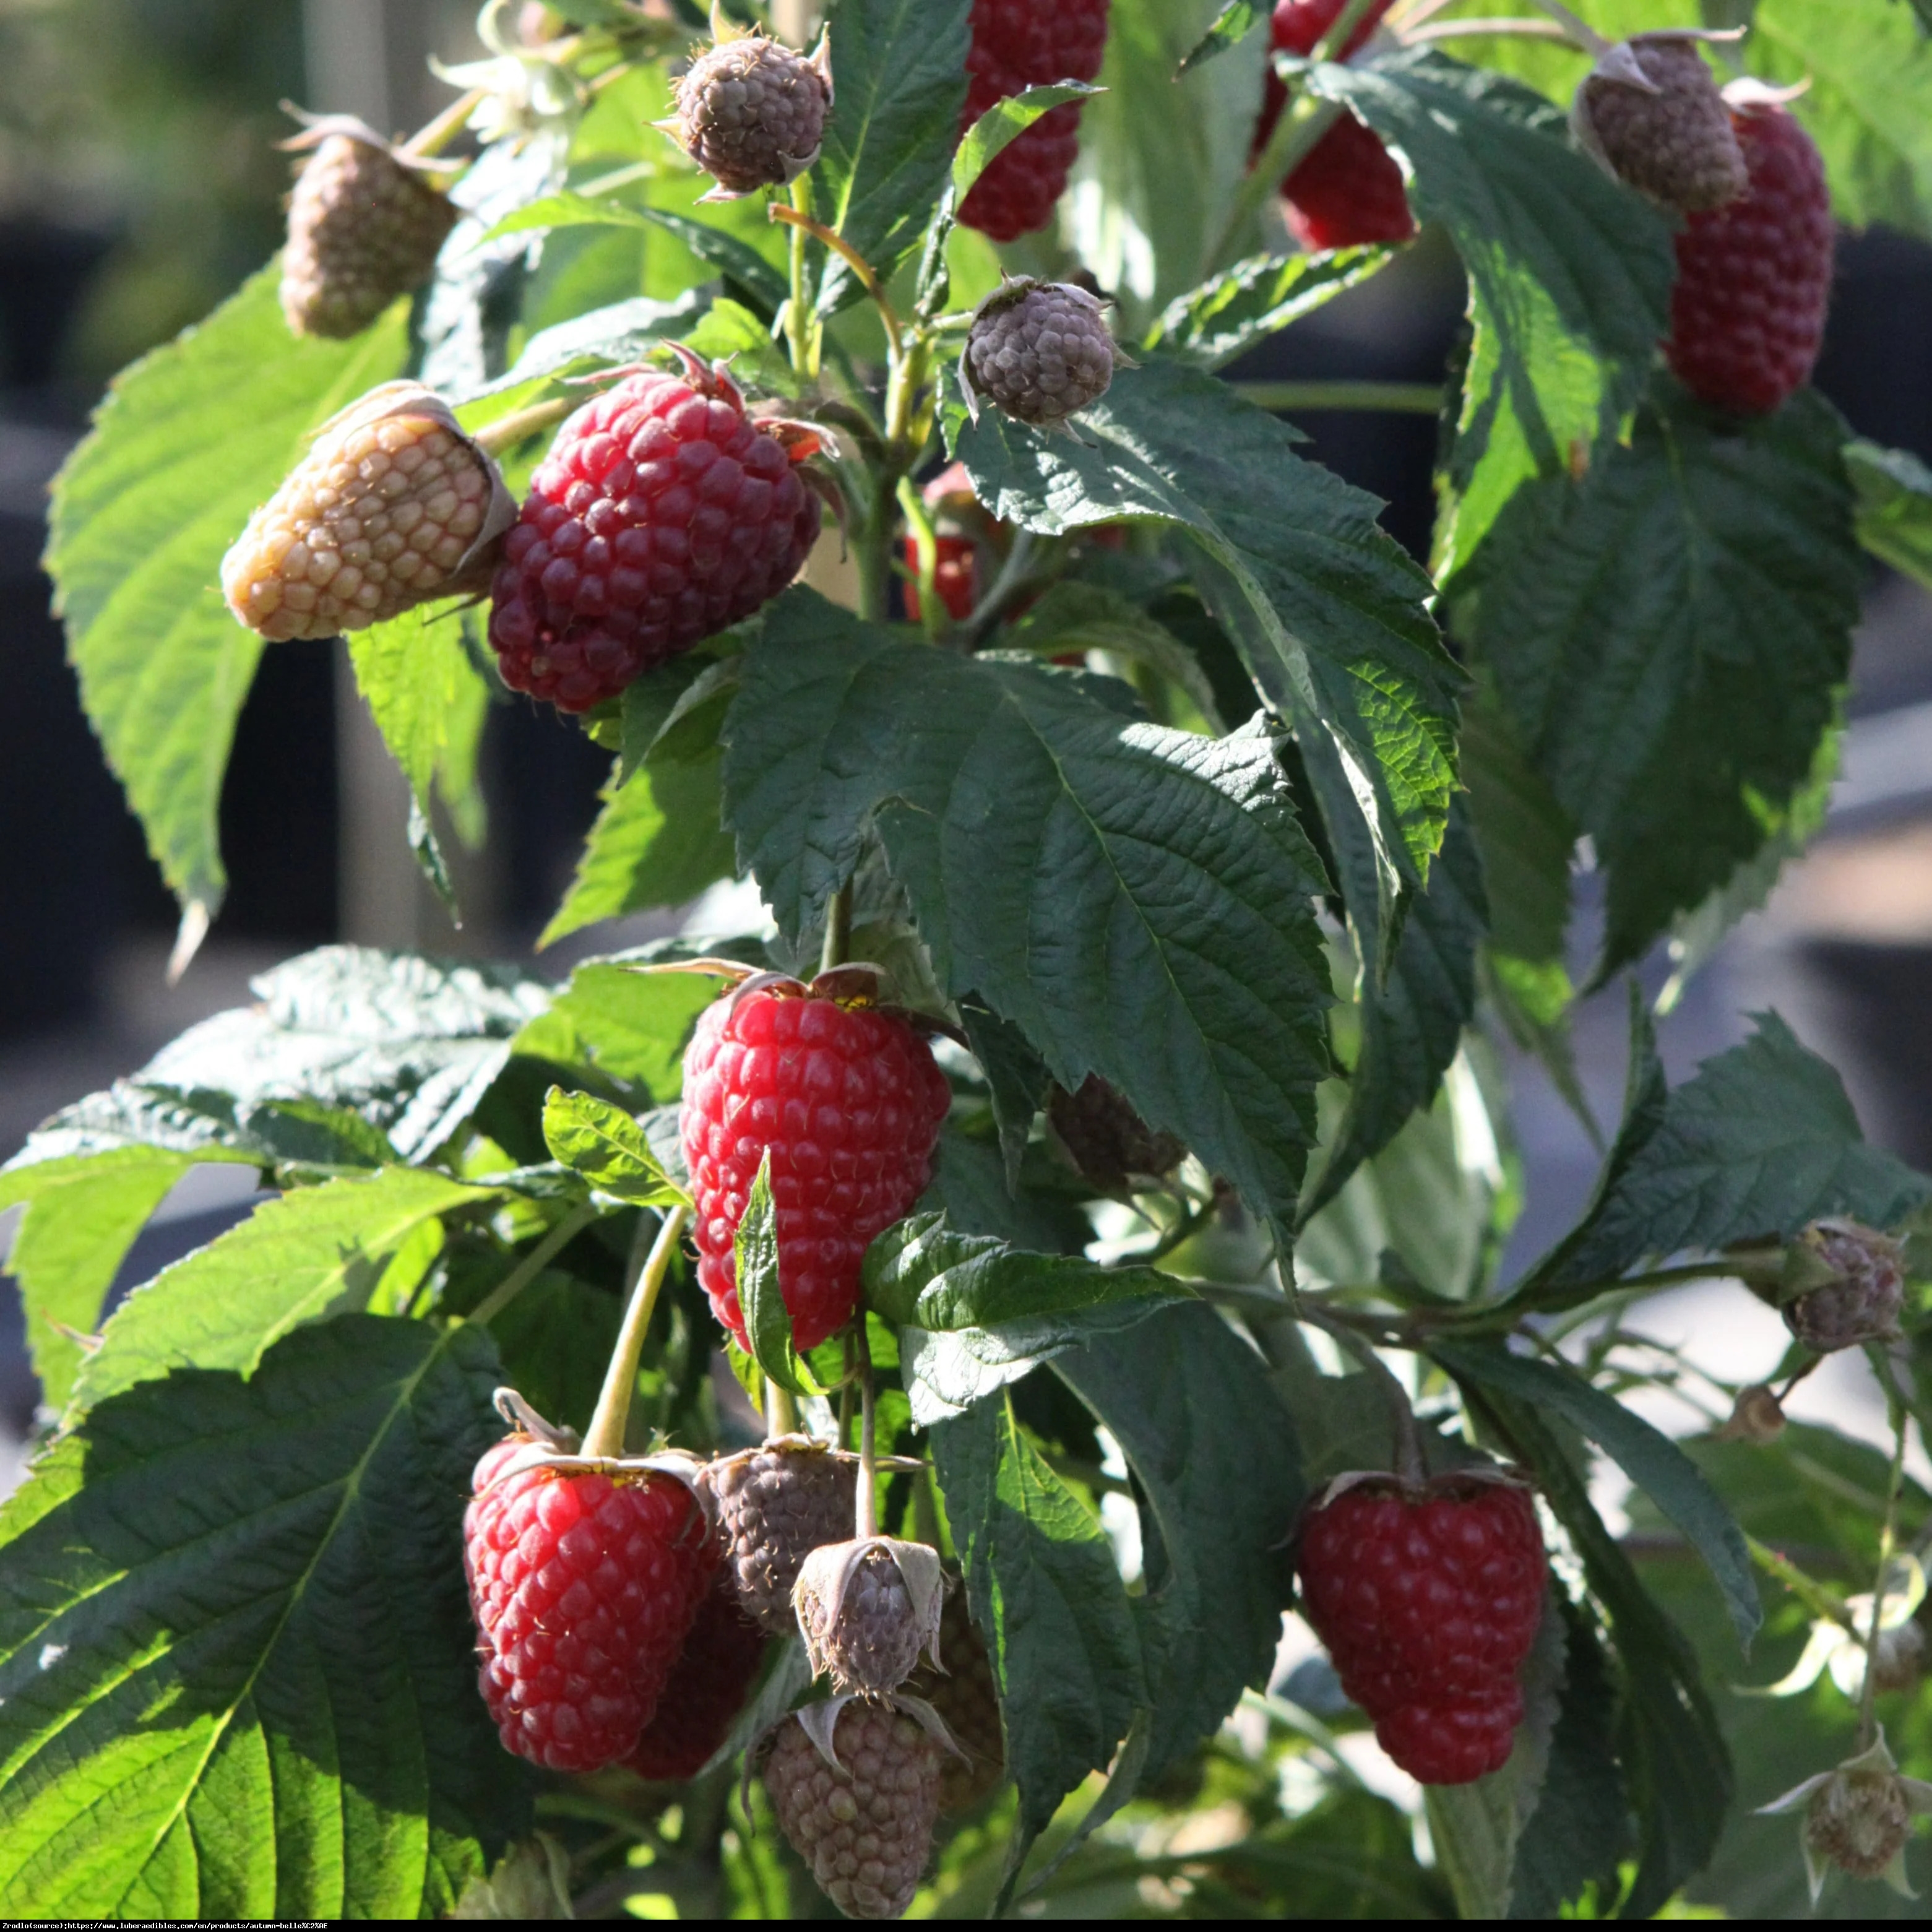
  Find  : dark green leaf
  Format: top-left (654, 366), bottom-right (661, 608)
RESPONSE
top-left (1054, 1303), bottom-right (1303, 1779)
top-left (0, 1315), bottom-right (525, 1917)
top-left (951, 356), bottom-right (1457, 926)
top-left (929, 1391), bottom-right (1147, 1849)
top-left (1434, 1340), bottom-right (1759, 1645)
top-left (1178, 0), bottom-right (1265, 75)
top-left (736, 1153), bottom-right (811, 1397)
top-left (540, 754), bottom-right (736, 947)
top-left (514, 959), bottom-right (718, 1103)
top-left (1531, 1006), bottom-right (1931, 1295)
top-left (1460, 678), bottom-right (1574, 970)
top-left (957, 999), bottom-right (1053, 1194)
top-left (1006, 580), bottom-right (1226, 729)
top-left (722, 590), bottom-right (1334, 1225)
top-left (920, 1128), bottom-right (1093, 1257)
top-left (1847, 437), bottom-right (1932, 591)
top-left (71, 1168), bottom-right (501, 1412)
top-left (1460, 384), bottom-right (1860, 975)
top-left (44, 264), bottom-right (409, 928)
top-left (1148, 247), bottom-right (1396, 370)
top-left (1300, 48), bottom-right (1674, 576)
top-left (540, 1088), bottom-right (686, 1205)
top-left (811, 0), bottom-right (971, 307)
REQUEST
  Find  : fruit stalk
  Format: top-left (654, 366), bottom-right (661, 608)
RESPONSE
top-left (855, 1315), bottom-right (881, 1541)
top-left (582, 1202), bottom-right (692, 1460)
top-left (470, 1201), bottom-right (598, 1326)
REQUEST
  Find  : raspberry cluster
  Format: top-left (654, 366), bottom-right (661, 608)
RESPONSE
top-left (487, 354), bottom-right (819, 712)
top-left (462, 1444), bottom-right (714, 1773)
top-left (1253, 0), bottom-right (1415, 251)
top-left (958, 0), bottom-right (1112, 241)
top-left (1664, 102), bottom-right (1832, 416)
top-left (1296, 1473), bottom-right (1546, 1785)
top-left (679, 980), bottom-right (951, 1351)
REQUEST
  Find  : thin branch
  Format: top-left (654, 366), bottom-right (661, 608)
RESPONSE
top-left (582, 1204), bottom-right (691, 1459)
top-left (1235, 379), bottom-right (1445, 413)
top-left (468, 1201), bottom-right (597, 1326)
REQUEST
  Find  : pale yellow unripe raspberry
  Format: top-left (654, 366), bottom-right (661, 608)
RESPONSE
top-left (222, 382), bottom-right (515, 642)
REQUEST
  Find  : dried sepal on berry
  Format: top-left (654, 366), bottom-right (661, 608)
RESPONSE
top-left (278, 112), bottom-right (459, 339)
top-left (1754, 1557), bottom-right (1927, 1702)
top-left (959, 277), bottom-right (1119, 433)
top-left (794, 1535), bottom-right (947, 1697)
top-left (1571, 30), bottom-right (1749, 213)
top-left (658, 19), bottom-right (834, 201)
top-left (1716, 1382), bottom-right (1788, 1443)
top-left (222, 381), bottom-right (517, 642)
top-left (1760, 1731), bottom-right (1932, 1900)
top-left (1780, 1219), bottom-right (1907, 1353)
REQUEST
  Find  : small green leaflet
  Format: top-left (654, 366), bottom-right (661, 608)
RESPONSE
top-left (952, 84), bottom-right (1101, 204)
top-left (0, 1316), bottom-right (525, 1918)
top-left (1433, 1341), bottom-right (1759, 1646)
top-left (1460, 384), bottom-right (1860, 976)
top-left (70, 1167), bottom-right (502, 1412)
top-left (44, 264), bottom-right (408, 934)
top-left (1178, 0), bottom-right (1265, 75)
top-left (1846, 438), bottom-right (1932, 592)
top-left (467, 288), bottom-right (714, 398)
top-left (541, 1087), bottom-right (688, 1206)
top-left (929, 1392), bottom-right (1147, 1851)
top-left (722, 590), bottom-right (1334, 1227)
top-left (512, 959), bottom-right (717, 1103)
top-left (735, 1152), bottom-right (815, 1398)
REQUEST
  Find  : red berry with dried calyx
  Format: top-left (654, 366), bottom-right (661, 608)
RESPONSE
top-left (1296, 1470), bottom-right (1546, 1785)
top-left (623, 1563), bottom-right (769, 1781)
top-left (463, 1434), bottom-right (714, 1773)
top-left (1251, 0), bottom-right (1414, 252)
top-left (957, 0), bottom-right (1111, 242)
top-left (486, 350), bottom-right (822, 712)
top-left (679, 972), bottom-right (951, 1352)
top-left (1664, 96), bottom-right (1833, 416)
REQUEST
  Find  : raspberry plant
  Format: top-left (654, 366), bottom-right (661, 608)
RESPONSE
top-left (9, 0), bottom-right (1932, 1918)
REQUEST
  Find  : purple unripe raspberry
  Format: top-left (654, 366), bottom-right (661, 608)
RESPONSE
top-left (794, 1537), bottom-right (946, 1698)
top-left (1574, 35), bottom-right (1748, 214)
top-left (905, 1583), bottom-right (1006, 1813)
top-left (961, 279), bottom-right (1115, 430)
top-left (1782, 1219), bottom-right (1905, 1353)
top-left (280, 119), bottom-right (458, 339)
top-left (701, 1437), bottom-right (862, 1634)
top-left (663, 33), bottom-right (833, 199)
top-left (1048, 1075), bottom-right (1184, 1193)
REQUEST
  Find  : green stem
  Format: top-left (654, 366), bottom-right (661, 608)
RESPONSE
top-left (1300, 1301), bottom-right (1427, 1482)
top-left (855, 1317), bottom-right (880, 1539)
top-left (1858, 1356), bottom-right (1913, 1746)
top-left (469, 1201), bottom-right (598, 1327)
top-left (784, 177), bottom-right (821, 381)
top-left (819, 881), bottom-right (853, 974)
top-left (1746, 1533), bottom-right (1858, 1631)
top-left (580, 1204), bottom-right (690, 1460)
top-left (895, 476), bottom-right (946, 641)
top-left (1401, 15), bottom-right (1577, 44)
top-left (1234, 380), bottom-right (1445, 414)
top-left (764, 1375), bottom-right (800, 1439)
top-left (472, 395), bottom-right (574, 456)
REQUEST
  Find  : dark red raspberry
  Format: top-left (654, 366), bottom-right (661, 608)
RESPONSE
top-left (464, 1441), bottom-right (714, 1772)
top-left (957, 0), bottom-right (1111, 242)
top-left (624, 1564), bottom-right (769, 1781)
top-left (680, 980), bottom-right (951, 1351)
top-left (1665, 101), bottom-right (1833, 415)
top-left (1251, 0), bottom-right (1415, 251)
top-left (486, 352), bottom-right (820, 712)
top-left (1296, 1473), bottom-right (1546, 1786)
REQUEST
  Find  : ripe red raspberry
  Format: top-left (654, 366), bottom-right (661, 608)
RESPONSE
top-left (623, 1565), bottom-right (769, 1781)
top-left (1665, 101), bottom-right (1833, 415)
top-left (957, 0), bottom-right (1111, 241)
top-left (1251, 0), bottom-right (1415, 251)
top-left (762, 1701), bottom-right (944, 1919)
top-left (679, 978), bottom-right (951, 1352)
top-left (463, 1441), bottom-right (714, 1772)
top-left (486, 351), bottom-right (821, 712)
top-left (1296, 1473), bottom-right (1546, 1786)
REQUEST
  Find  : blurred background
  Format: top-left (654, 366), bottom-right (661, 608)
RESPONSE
top-left (2, 0), bottom-right (1931, 1475)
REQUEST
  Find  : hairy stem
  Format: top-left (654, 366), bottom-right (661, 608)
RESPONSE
top-left (1746, 1533), bottom-right (1858, 1631)
top-left (581, 1204), bottom-right (691, 1460)
top-left (783, 177), bottom-right (822, 381)
top-left (820, 880), bottom-right (853, 973)
top-left (469, 1201), bottom-right (597, 1327)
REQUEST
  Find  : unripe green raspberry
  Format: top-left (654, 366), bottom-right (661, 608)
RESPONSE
top-left (961, 279), bottom-right (1115, 429)
top-left (280, 121), bottom-right (458, 339)
top-left (1782, 1220), bottom-right (1905, 1354)
top-left (663, 34), bottom-right (833, 198)
top-left (222, 383), bottom-right (514, 641)
top-left (1573, 35), bottom-right (1748, 213)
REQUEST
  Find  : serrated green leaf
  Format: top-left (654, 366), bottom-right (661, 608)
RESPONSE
top-left (1847, 437), bottom-right (1932, 591)
top-left (1006, 580), bottom-right (1227, 729)
top-left (44, 264), bottom-right (410, 924)
top-left (540, 1087), bottom-right (685, 1205)
top-left (1298, 49), bottom-right (1673, 578)
top-left (470, 287), bottom-right (714, 398)
top-left (721, 590), bottom-right (1333, 1226)
top-left (1753, 0), bottom-right (1932, 238)
top-left (0, 1150), bottom-right (197, 1411)
top-left (513, 959), bottom-right (717, 1103)
top-left (929, 1391), bottom-right (1147, 1850)
top-left (1434, 1341), bottom-right (1759, 1645)
top-left (952, 84), bottom-right (1102, 204)
top-left (957, 1000), bottom-right (1054, 1195)
top-left (71, 1168), bottom-right (501, 1412)
top-left (811, 0), bottom-right (971, 308)
top-left (0, 1314), bottom-right (525, 1917)
top-left (539, 754), bottom-right (735, 948)
top-left (1531, 1005), bottom-right (1931, 1296)
top-left (345, 606), bottom-right (492, 908)
top-left (1461, 384), bottom-right (1860, 975)
top-left (951, 357), bottom-right (1458, 927)
top-left (1054, 1303), bottom-right (1302, 1780)
top-left (1147, 247), bottom-right (1395, 370)
top-left (132, 946), bottom-right (550, 1161)
top-left (736, 1153), bottom-right (811, 1397)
